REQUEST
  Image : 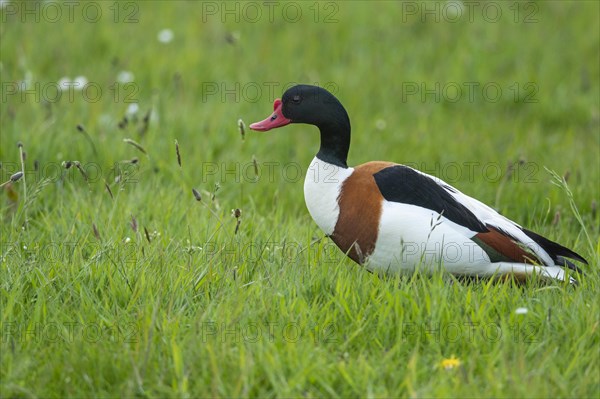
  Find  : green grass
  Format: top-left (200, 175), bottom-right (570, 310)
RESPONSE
top-left (1, 1), bottom-right (599, 397)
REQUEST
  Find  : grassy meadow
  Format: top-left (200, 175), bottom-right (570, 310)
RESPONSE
top-left (1, 1), bottom-right (599, 397)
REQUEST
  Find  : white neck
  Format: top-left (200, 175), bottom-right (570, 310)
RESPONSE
top-left (303, 157), bottom-right (354, 235)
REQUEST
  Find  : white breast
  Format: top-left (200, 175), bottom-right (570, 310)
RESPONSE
top-left (303, 157), bottom-right (354, 235)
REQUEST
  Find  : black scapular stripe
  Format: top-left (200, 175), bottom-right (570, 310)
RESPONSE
top-left (373, 165), bottom-right (488, 233)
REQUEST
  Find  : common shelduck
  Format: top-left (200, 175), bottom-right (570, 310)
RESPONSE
top-left (249, 85), bottom-right (588, 283)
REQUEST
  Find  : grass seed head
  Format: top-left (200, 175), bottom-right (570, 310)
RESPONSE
top-left (92, 223), bottom-right (101, 240)
top-left (211, 183), bottom-right (220, 201)
top-left (552, 210), bottom-right (561, 225)
top-left (232, 208), bottom-right (242, 234)
top-left (238, 118), bottom-right (246, 140)
top-left (123, 138), bottom-right (147, 154)
top-left (138, 109), bottom-right (151, 136)
top-left (74, 162), bottom-right (89, 181)
top-left (505, 161), bottom-right (514, 180)
top-left (131, 215), bottom-right (138, 233)
top-left (175, 140), bottom-right (182, 167)
top-left (225, 31), bottom-right (240, 44)
top-left (10, 171), bottom-right (24, 182)
top-left (120, 157), bottom-right (139, 164)
top-left (192, 188), bottom-right (202, 201)
top-left (118, 117), bottom-right (128, 130)
top-left (252, 155), bottom-right (259, 178)
top-left (75, 124), bottom-right (97, 155)
top-left (104, 180), bottom-right (114, 199)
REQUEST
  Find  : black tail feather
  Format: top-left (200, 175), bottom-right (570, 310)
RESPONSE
top-left (555, 256), bottom-right (584, 274)
top-left (522, 228), bottom-right (588, 265)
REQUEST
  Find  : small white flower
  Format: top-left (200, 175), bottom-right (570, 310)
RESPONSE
top-left (157, 29), bottom-right (174, 43)
top-left (515, 307), bottom-right (528, 315)
top-left (73, 75), bottom-right (88, 89)
top-left (58, 77), bottom-right (71, 91)
top-left (445, 1), bottom-right (464, 19)
top-left (117, 71), bottom-right (134, 84)
top-left (23, 245), bottom-right (27, 250)
top-left (375, 119), bottom-right (387, 130)
top-left (124, 237), bottom-right (131, 244)
top-left (126, 103), bottom-right (139, 116)
top-left (57, 76), bottom-right (87, 91)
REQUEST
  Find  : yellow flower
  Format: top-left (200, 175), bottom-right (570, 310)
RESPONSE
top-left (440, 355), bottom-right (461, 370)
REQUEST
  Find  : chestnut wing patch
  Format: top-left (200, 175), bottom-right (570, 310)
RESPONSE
top-left (373, 165), bottom-right (488, 233)
top-left (473, 226), bottom-right (586, 271)
top-left (472, 226), bottom-right (541, 264)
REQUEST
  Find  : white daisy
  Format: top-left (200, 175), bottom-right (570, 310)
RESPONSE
top-left (117, 71), bottom-right (135, 84)
top-left (126, 103), bottom-right (139, 116)
top-left (73, 76), bottom-right (88, 89)
top-left (157, 29), bottom-right (174, 43)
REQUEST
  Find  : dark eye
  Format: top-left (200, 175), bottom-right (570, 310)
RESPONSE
top-left (292, 95), bottom-right (301, 104)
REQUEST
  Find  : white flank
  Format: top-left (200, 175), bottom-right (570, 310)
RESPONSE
top-left (303, 157), bottom-right (354, 235)
top-left (414, 169), bottom-right (555, 266)
top-left (368, 201), bottom-right (491, 275)
top-left (366, 200), bottom-right (573, 282)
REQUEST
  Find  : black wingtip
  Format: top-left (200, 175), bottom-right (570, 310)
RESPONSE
top-left (555, 256), bottom-right (585, 274)
top-left (522, 228), bottom-right (589, 265)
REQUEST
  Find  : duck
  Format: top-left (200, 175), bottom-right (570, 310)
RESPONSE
top-left (249, 84), bottom-right (588, 283)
